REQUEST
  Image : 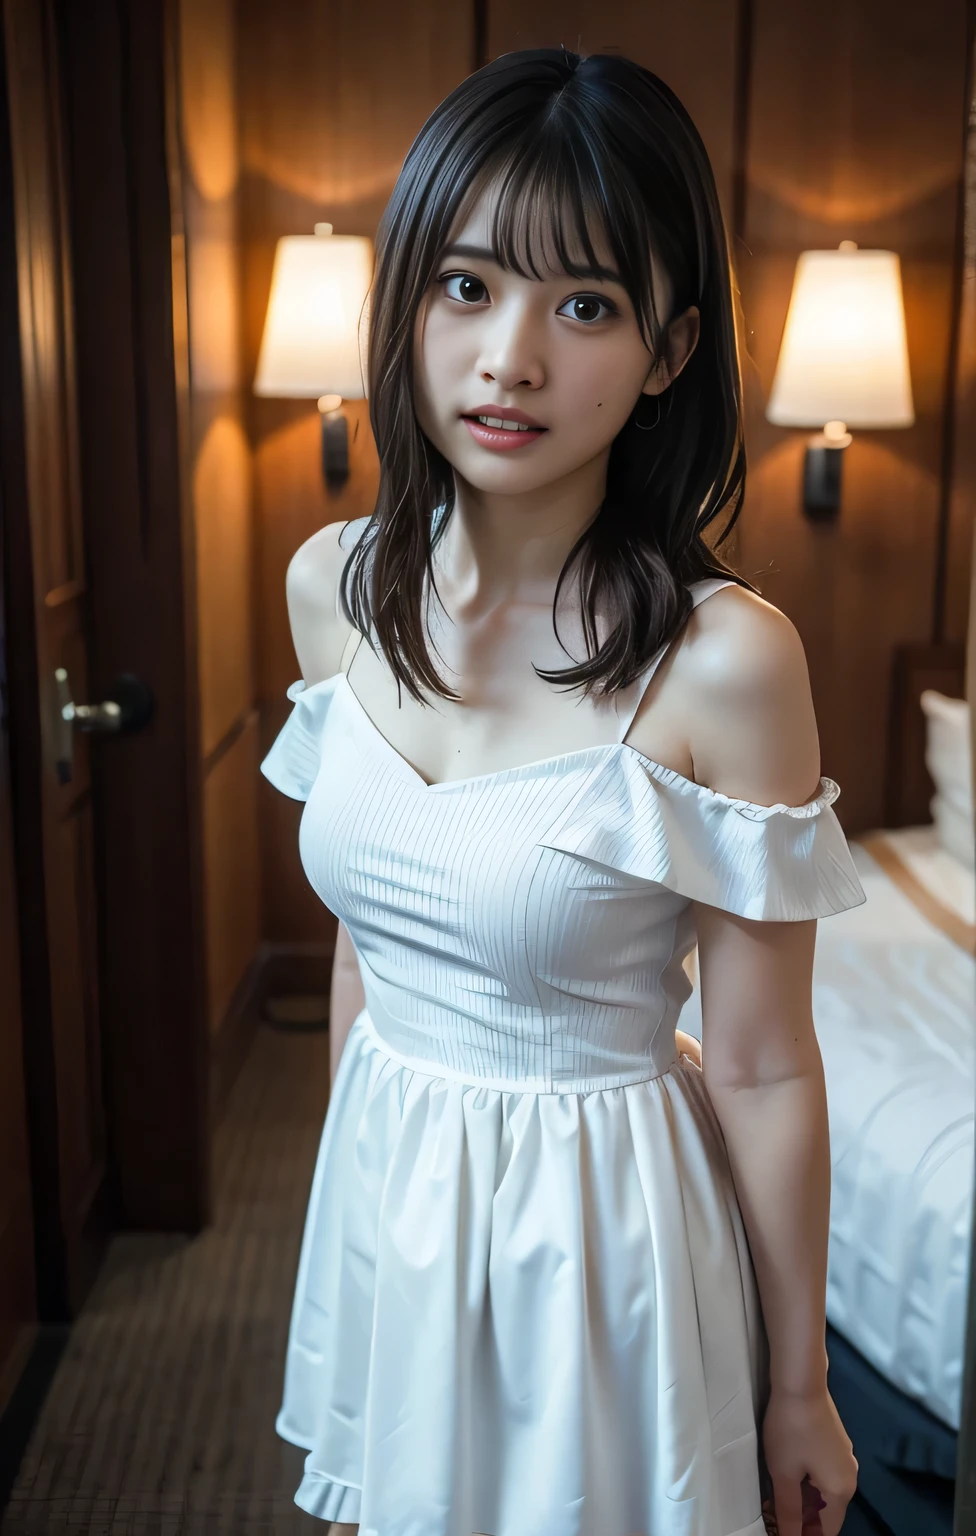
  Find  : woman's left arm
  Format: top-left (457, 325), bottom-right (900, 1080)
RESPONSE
top-left (679, 587), bottom-right (858, 1536)
top-left (696, 906), bottom-right (855, 1536)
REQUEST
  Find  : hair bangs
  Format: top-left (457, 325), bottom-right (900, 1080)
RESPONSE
top-left (448, 120), bottom-right (667, 354)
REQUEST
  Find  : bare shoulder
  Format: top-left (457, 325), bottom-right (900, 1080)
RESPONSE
top-left (675, 583), bottom-right (822, 807)
top-left (682, 583), bottom-right (810, 696)
top-left (285, 516), bottom-right (371, 686)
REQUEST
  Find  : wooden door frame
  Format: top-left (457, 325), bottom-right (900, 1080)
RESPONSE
top-left (0, 165), bottom-right (35, 1415)
top-left (0, 0), bottom-right (211, 1325)
top-left (53, 0), bottom-right (211, 1235)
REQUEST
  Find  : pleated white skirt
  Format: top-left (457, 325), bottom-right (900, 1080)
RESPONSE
top-left (276, 1009), bottom-right (769, 1536)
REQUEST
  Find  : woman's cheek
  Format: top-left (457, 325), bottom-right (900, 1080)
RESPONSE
top-left (411, 370), bottom-right (443, 448)
top-left (566, 382), bottom-right (633, 445)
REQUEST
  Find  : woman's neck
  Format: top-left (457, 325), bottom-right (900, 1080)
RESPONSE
top-left (438, 456), bottom-right (608, 618)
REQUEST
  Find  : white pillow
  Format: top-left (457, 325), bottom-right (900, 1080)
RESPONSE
top-left (920, 690), bottom-right (974, 869)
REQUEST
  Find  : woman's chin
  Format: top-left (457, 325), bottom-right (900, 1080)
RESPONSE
top-left (447, 444), bottom-right (605, 501)
top-left (449, 457), bottom-right (561, 499)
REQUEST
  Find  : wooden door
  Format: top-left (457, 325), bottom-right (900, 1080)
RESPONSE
top-left (0, 0), bottom-right (213, 1324)
top-left (53, 0), bottom-right (212, 1233)
top-left (0, 539), bottom-right (35, 1410)
top-left (0, 0), bottom-right (110, 1317)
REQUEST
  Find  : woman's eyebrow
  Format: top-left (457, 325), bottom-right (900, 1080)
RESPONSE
top-left (438, 243), bottom-right (501, 265)
top-left (438, 242), bottom-right (623, 285)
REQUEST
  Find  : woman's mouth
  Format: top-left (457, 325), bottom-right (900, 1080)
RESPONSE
top-left (461, 411), bottom-right (548, 452)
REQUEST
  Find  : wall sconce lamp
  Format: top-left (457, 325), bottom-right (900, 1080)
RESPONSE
top-left (766, 242), bottom-right (914, 519)
top-left (254, 223), bottom-right (373, 493)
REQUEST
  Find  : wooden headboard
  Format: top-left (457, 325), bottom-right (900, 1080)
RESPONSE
top-left (883, 640), bottom-right (967, 828)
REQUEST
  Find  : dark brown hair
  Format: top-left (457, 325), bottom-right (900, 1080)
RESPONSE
top-left (340, 47), bottom-right (750, 704)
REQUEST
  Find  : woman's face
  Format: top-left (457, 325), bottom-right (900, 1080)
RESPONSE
top-left (412, 184), bottom-right (698, 499)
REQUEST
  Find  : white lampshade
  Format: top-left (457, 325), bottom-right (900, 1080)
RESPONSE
top-left (767, 248), bottom-right (914, 429)
top-left (254, 231), bottom-right (373, 399)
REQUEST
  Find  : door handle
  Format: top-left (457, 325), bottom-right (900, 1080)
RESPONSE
top-left (54, 668), bottom-right (154, 783)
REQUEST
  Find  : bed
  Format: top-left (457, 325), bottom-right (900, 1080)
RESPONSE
top-left (818, 660), bottom-right (974, 1535)
top-left (817, 823), bottom-right (973, 1434)
top-left (816, 822), bottom-right (972, 1535)
top-left (679, 645), bottom-right (974, 1536)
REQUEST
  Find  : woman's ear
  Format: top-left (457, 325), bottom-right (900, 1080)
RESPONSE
top-left (641, 305), bottom-right (701, 397)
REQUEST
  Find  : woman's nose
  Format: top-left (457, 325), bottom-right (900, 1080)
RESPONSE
top-left (478, 310), bottom-right (545, 392)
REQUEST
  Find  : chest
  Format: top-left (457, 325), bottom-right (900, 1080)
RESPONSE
top-left (343, 597), bottom-right (691, 789)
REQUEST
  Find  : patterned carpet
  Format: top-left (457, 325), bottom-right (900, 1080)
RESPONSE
top-left (1, 1025), bottom-right (331, 1535)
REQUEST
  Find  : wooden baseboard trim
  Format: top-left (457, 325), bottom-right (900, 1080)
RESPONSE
top-left (260, 940), bottom-right (333, 996)
top-left (210, 942), bottom-right (334, 1119)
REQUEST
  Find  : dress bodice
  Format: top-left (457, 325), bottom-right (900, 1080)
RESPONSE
top-left (260, 589), bottom-right (865, 1094)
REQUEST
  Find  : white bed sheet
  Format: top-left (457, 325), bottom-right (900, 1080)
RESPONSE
top-left (814, 835), bottom-right (973, 1429)
top-left (679, 829), bottom-right (974, 1430)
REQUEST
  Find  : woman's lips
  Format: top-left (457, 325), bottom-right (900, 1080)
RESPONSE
top-left (461, 413), bottom-right (548, 452)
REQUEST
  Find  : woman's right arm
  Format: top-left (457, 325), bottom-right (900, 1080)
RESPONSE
top-left (284, 520), bottom-right (366, 1087)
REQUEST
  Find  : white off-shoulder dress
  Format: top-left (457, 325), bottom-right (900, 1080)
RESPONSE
top-left (260, 577), bottom-right (866, 1536)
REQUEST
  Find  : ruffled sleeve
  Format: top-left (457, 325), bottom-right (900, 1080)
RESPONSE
top-left (539, 754), bottom-right (866, 922)
top-left (260, 679), bottom-right (335, 801)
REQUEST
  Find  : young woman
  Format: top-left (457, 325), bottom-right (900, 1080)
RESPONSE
top-left (261, 48), bottom-right (865, 1536)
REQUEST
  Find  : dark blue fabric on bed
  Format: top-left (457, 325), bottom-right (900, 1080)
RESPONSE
top-left (827, 1326), bottom-right (956, 1535)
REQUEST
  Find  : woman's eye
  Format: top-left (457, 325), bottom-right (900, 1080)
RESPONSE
top-left (558, 294), bottom-right (614, 324)
top-left (441, 273), bottom-right (488, 305)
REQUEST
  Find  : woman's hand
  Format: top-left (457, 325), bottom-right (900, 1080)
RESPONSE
top-left (674, 1028), bottom-right (702, 1067)
top-left (762, 1386), bottom-right (857, 1536)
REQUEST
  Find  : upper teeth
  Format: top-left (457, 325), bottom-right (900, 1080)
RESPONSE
top-left (476, 415), bottom-right (535, 431)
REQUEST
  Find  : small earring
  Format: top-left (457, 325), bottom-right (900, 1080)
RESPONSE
top-left (634, 394), bottom-right (662, 432)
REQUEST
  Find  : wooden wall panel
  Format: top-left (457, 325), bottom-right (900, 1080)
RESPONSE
top-left (202, 719), bottom-right (262, 1032)
top-left (238, 0), bottom-right (473, 942)
top-left (178, 0), bottom-right (261, 1033)
top-left (194, 410), bottom-right (252, 757)
top-left (239, 0), bottom-right (970, 941)
top-left (738, 0), bottom-right (969, 831)
top-left (487, 0), bottom-right (739, 217)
